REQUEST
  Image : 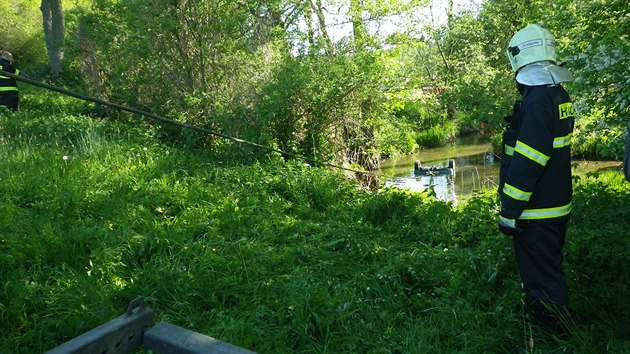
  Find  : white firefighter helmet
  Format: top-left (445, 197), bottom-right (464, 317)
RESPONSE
top-left (507, 24), bottom-right (557, 72)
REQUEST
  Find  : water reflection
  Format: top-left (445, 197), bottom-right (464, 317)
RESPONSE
top-left (379, 139), bottom-right (498, 204)
top-left (379, 137), bottom-right (622, 204)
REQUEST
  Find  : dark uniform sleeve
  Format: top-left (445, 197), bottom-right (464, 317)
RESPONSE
top-left (500, 100), bottom-right (554, 219)
top-left (0, 60), bottom-right (20, 111)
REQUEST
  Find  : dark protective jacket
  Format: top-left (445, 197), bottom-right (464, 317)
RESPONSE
top-left (499, 83), bottom-right (574, 224)
top-left (0, 58), bottom-right (19, 91)
top-left (0, 58), bottom-right (19, 111)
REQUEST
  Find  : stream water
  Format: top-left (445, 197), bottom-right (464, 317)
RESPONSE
top-left (378, 136), bottom-right (620, 204)
top-left (379, 136), bottom-right (497, 204)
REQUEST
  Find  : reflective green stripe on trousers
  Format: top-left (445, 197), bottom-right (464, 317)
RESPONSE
top-left (519, 203), bottom-right (571, 220)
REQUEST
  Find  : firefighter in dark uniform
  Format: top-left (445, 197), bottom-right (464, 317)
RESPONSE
top-left (499, 24), bottom-right (575, 335)
top-left (0, 51), bottom-right (20, 112)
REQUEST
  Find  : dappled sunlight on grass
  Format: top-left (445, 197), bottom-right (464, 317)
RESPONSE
top-left (1, 111), bottom-right (629, 353)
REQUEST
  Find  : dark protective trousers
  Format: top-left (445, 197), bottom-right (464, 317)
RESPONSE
top-left (513, 222), bottom-right (569, 305)
top-left (0, 91), bottom-right (19, 112)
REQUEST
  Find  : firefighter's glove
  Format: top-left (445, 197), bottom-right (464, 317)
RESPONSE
top-left (498, 215), bottom-right (522, 237)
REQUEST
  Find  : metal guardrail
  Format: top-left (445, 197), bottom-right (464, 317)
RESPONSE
top-left (144, 322), bottom-right (256, 354)
top-left (45, 297), bottom-right (256, 354)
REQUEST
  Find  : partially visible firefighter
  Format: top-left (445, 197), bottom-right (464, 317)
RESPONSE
top-left (0, 48), bottom-right (20, 112)
top-left (499, 24), bottom-right (575, 336)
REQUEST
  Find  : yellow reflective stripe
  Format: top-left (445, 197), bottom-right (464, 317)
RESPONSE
top-left (515, 140), bottom-right (550, 166)
top-left (520, 203), bottom-right (571, 220)
top-left (504, 144), bottom-right (514, 156)
top-left (558, 102), bottom-right (575, 120)
top-left (14, 69), bottom-right (19, 76)
top-left (0, 86), bottom-right (18, 91)
top-left (553, 133), bottom-right (571, 148)
top-left (503, 182), bottom-right (532, 202)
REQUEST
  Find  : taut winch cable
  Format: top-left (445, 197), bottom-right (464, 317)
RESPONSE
top-left (1, 69), bottom-right (373, 175)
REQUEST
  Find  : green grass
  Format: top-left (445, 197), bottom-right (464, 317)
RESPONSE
top-left (415, 122), bottom-right (457, 149)
top-left (1, 97), bottom-right (629, 353)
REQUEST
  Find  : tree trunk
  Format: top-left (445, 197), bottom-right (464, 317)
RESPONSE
top-left (311, 0), bottom-right (333, 56)
top-left (349, 0), bottom-right (367, 52)
top-left (41, 0), bottom-right (65, 75)
top-left (447, 0), bottom-right (454, 28)
top-left (305, 3), bottom-right (316, 51)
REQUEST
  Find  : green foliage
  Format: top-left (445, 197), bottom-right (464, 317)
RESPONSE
top-left (373, 54), bottom-right (448, 156)
top-left (63, 0), bottom-right (285, 149)
top-left (540, 0), bottom-right (630, 124)
top-left (254, 54), bottom-right (353, 160)
top-left (478, 0), bottom-right (629, 157)
top-left (572, 108), bottom-right (627, 159)
top-left (567, 172), bottom-right (630, 343)
top-left (2, 105), bottom-right (630, 353)
top-left (0, 0), bottom-right (48, 67)
top-left (358, 188), bottom-right (439, 226)
top-left (3, 5), bottom-right (628, 351)
top-left (415, 121), bottom-right (457, 148)
top-left (6, 0), bottom-right (627, 171)
top-left (373, 119), bottom-right (418, 157)
top-left (433, 11), bottom-right (516, 131)
top-left (489, 130), bottom-right (503, 155)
